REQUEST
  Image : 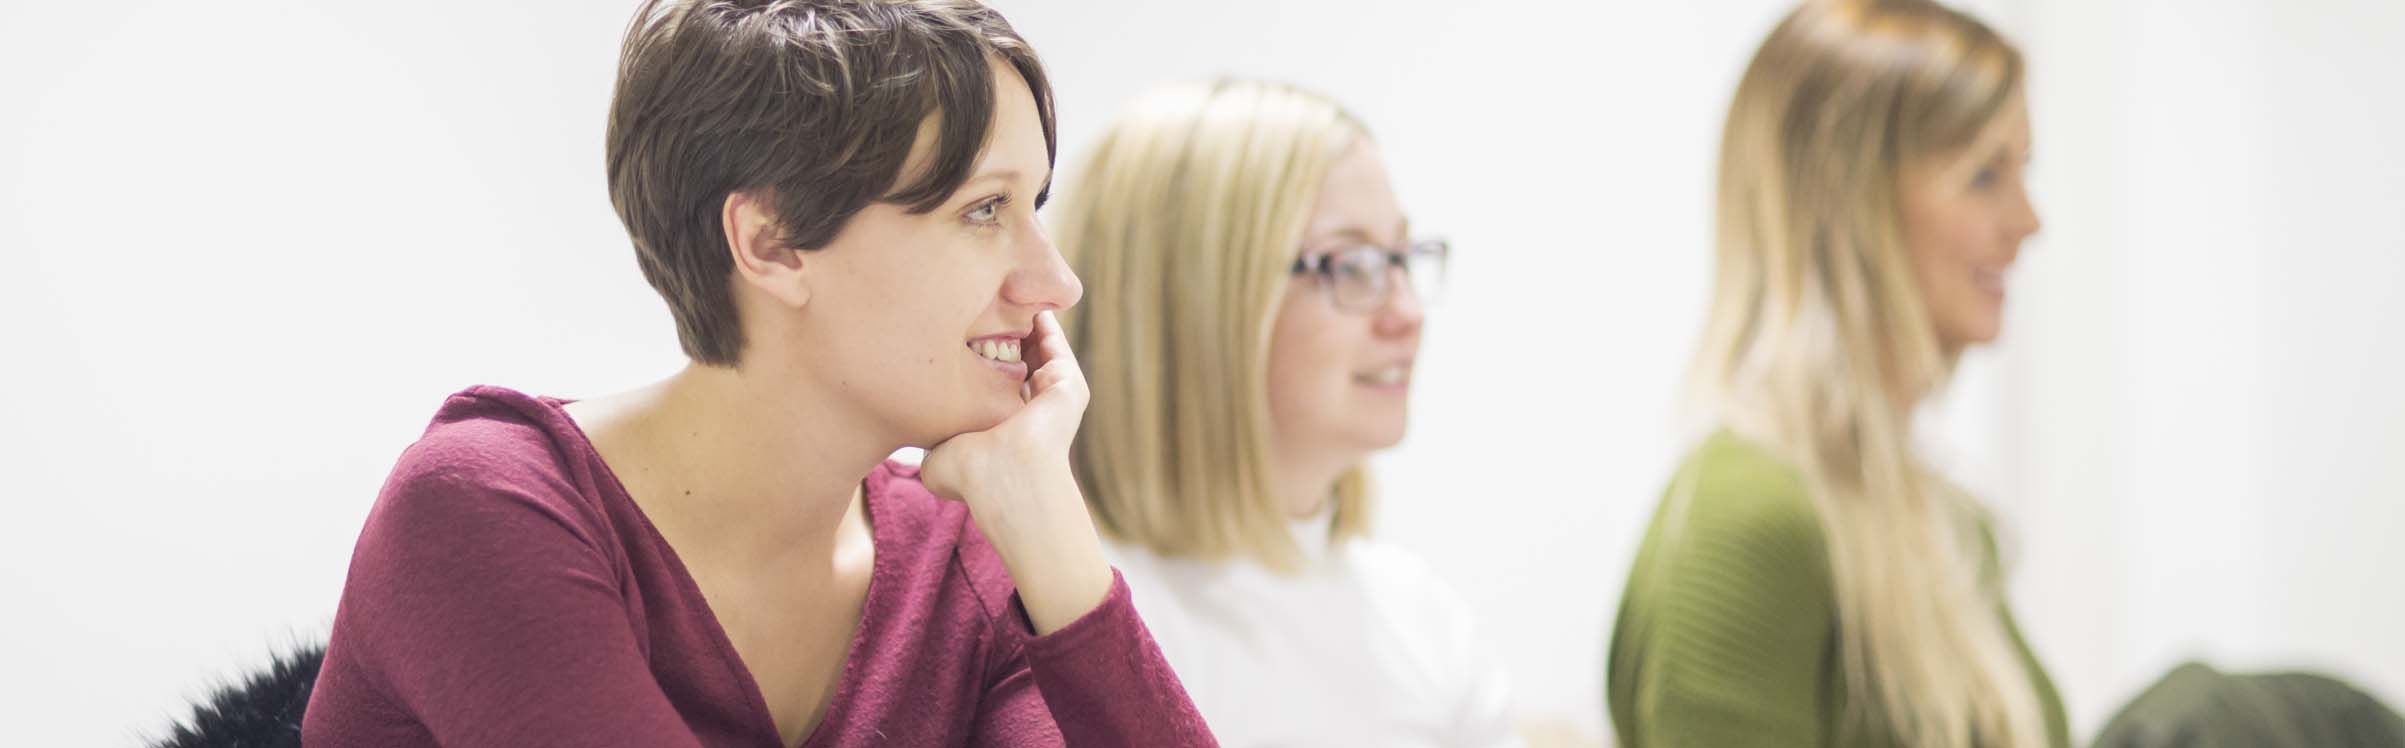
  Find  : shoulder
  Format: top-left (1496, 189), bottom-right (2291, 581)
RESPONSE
top-left (1333, 538), bottom-right (1520, 725)
top-left (1341, 539), bottom-right (1469, 615)
top-left (1622, 430), bottom-right (1836, 630)
top-left (1667, 430), bottom-right (1829, 561)
top-left (1609, 435), bottom-right (1847, 740)
top-left (1339, 537), bottom-right (1495, 651)
top-left (331, 388), bottom-right (632, 660)
top-left (363, 386), bottom-right (612, 553)
top-left (395, 387), bottom-right (579, 481)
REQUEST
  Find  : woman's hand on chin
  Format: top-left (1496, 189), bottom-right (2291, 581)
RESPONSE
top-left (920, 309), bottom-right (1113, 634)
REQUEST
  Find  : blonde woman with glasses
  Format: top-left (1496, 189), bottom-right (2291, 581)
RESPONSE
top-left (1054, 79), bottom-right (1523, 747)
top-left (1606, 1), bottom-right (2063, 747)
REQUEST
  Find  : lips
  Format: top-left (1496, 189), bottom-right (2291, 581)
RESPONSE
top-left (1973, 267), bottom-right (2007, 297)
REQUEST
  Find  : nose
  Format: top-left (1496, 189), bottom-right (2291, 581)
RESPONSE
top-left (1372, 265), bottom-right (1424, 338)
top-left (2008, 176), bottom-right (2043, 243)
top-left (1002, 220), bottom-right (1082, 312)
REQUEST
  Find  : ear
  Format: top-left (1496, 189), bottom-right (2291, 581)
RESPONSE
top-left (724, 190), bottom-right (811, 309)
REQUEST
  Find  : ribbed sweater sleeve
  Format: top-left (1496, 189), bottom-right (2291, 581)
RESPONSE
top-left (1611, 436), bottom-right (1837, 747)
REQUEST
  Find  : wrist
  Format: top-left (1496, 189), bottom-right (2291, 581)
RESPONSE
top-left (1007, 539), bottom-right (1113, 635)
top-left (971, 470), bottom-right (1113, 634)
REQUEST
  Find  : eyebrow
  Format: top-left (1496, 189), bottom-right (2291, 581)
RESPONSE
top-left (1308, 218), bottom-right (1412, 248)
top-left (1984, 134), bottom-right (2034, 161)
top-left (970, 160), bottom-right (1059, 183)
top-left (959, 167), bottom-right (1053, 200)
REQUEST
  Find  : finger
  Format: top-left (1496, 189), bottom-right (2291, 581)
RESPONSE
top-left (1022, 310), bottom-right (1081, 379)
top-left (1024, 362), bottom-right (1089, 417)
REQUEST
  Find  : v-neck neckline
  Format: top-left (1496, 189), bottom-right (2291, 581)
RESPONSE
top-left (546, 395), bottom-right (888, 748)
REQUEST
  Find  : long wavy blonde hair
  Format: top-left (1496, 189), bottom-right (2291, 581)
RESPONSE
top-left (1053, 79), bottom-right (1372, 571)
top-left (1687, 1), bottom-right (2042, 745)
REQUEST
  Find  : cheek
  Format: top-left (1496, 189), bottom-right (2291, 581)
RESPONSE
top-left (1266, 295), bottom-right (1349, 412)
top-left (1904, 214), bottom-right (2009, 342)
top-left (826, 261), bottom-right (1004, 395)
top-left (1924, 198), bottom-right (2007, 262)
top-left (1913, 247), bottom-right (1977, 326)
top-left (1906, 210), bottom-right (1979, 288)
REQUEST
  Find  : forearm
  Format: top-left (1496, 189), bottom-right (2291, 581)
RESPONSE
top-left (1014, 571), bottom-right (1218, 747)
top-left (969, 467), bottom-right (1114, 635)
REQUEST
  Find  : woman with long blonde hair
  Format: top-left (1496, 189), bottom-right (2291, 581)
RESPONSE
top-left (1055, 78), bottom-right (1523, 747)
top-left (1606, 1), bottom-right (2062, 747)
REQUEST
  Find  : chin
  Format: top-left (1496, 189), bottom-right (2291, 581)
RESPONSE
top-left (970, 393), bottom-right (1020, 431)
top-left (1968, 315), bottom-right (2005, 344)
top-left (1351, 420), bottom-right (1410, 451)
top-left (900, 402), bottom-right (1014, 449)
top-left (1949, 325), bottom-right (2002, 349)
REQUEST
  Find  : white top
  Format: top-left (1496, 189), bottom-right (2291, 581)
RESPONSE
top-left (1105, 513), bottom-right (1524, 748)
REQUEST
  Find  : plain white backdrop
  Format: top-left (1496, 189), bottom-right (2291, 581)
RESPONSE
top-left (1, 1), bottom-right (2398, 745)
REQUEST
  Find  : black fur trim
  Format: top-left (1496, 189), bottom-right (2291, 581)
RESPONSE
top-left (148, 641), bottom-right (325, 748)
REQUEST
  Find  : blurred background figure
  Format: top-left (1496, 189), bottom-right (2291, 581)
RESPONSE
top-left (2092, 662), bottom-right (2405, 748)
top-left (1605, 1), bottom-right (2064, 746)
top-left (1055, 77), bottom-right (1530, 747)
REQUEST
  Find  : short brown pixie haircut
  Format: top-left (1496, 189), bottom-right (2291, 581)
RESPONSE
top-left (606, 0), bottom-right (1057, 365)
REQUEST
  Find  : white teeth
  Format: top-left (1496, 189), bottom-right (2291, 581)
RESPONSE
top-left (1359, 366), bottom-right (1407, 385)
top-left (973, 339), bottom-right (1023, 363)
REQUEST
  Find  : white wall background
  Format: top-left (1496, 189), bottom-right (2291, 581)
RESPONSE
top-left (0, 1), bottom-right (2396, 745)
top-left (1999, 0), bottom-right (2405, 733)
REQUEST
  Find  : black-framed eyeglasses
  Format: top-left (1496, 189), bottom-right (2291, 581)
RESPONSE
top-left (1288, 238), bottom-right (1449, 313)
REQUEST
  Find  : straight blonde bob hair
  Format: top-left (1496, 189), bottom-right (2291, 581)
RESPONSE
top-left (1055, 78), bottom-right (1371, 571)
top-left (1684, 1), bottom-right (2045, 746)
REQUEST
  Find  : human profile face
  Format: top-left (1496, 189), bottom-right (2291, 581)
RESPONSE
top-left (1266, 141), bottom-right (1425, 467)
top-left (1898, 91), bottom-right (2041, 349)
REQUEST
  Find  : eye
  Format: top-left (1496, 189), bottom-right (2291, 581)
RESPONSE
top-left (1970, 166), bottom-right (2000, 190)
top-left (1335, 248), bottom-right (1386, 283)
top-left (964, 196), bottom-right (1007, 226)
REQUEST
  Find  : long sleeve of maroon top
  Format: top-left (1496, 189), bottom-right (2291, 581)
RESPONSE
top-left (302, 386), bottom-right (1217, 747)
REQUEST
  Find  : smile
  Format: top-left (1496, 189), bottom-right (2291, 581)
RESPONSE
top-left (969, 337), bottom-right (1023, 363)
top-left (1354, 364), bottom-right (1410, 387)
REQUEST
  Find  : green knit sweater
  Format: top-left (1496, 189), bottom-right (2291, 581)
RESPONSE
top-left (1606, 431), bottom-right (2070, 748)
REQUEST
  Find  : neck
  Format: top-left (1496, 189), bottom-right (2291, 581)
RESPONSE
top-left (600, 361), bottom-right (898, 564)
top-left (1272, 449), bottom-right (1355, 520)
